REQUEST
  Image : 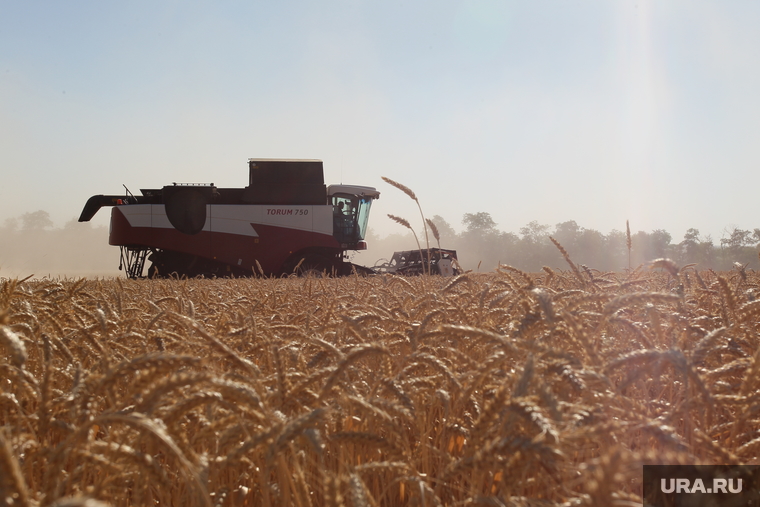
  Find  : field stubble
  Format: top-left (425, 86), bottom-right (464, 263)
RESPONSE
top-left (1, 263), bottom-right (759, 506)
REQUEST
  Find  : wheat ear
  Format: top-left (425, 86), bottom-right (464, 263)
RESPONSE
top-left (387, 215), bottom-right (425, 272)
top-left (426, 218), bottom-right (441, 250)
top-left (549, 236), bottom-right (585, 287)
top-left (383, 177), bottom-right (430, 274)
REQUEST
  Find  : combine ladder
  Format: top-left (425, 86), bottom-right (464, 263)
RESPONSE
top-left (119, 246), bottom-right (149, 279)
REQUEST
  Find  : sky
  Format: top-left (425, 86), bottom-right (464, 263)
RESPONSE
top-left (2, 1), bottom-right (760, 245)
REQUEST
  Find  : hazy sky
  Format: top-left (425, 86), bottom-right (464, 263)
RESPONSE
top-left (2, 1), bottom-right (759, 244)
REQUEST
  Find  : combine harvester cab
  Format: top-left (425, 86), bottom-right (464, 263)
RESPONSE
top-left (78, 159), bottom-right (380, 278)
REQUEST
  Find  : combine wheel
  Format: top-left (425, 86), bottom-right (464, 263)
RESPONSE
top-left (294, 255), bottom-right (338, 277)
top-left (147, 250), bottom-right (199, 278)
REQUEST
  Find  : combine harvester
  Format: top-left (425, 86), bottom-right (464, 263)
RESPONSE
top-left (79, 159), bottom-right (381, 278)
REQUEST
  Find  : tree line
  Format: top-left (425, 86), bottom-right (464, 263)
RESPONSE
top-left (368, 212), bottom-right (760, 273)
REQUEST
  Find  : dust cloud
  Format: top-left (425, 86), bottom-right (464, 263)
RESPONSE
top-left (0, 213), bottom-right (120, 279)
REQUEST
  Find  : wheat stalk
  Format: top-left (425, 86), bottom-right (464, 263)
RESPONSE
top-left (549, 236), bottom-right (586, 287)
top-left (2, 270), bottom-right (759, 506)
top-left (426, 218), bottom-right (441, 250)
top-left (626, 220), bottom-right (632, 270)
top-left (387, 214), bottom-right (426, 274)
top-left (383, 177), bottom-right (431, 275)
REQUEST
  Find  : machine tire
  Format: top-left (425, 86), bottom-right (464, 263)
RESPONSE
top-left (146, 250), bottom-right (199, 278)
top-left (295, 255), bottom-right (337, 277)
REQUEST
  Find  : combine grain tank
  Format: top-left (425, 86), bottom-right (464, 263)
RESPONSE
top-left (78, 159), bottom-right (380, 278)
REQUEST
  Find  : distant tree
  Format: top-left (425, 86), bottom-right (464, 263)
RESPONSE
top-left (64, 217), bottom-right (87, 230)
top-left (551, 221), bottom-right (609, 270)
top-left (519, 221), bottom-right (550, 242)
top-left (629, 230), bottom-right (673, 266)
top-left (721, 226), bottom-right (753, 251)
top-left (364, 226), bottom-right (382, 244)
top-left (493, 231), bottom-right (521, 267)
top-left (677, 228), bottom-right (701, 265)
top-left (517, 221), bottom-right (553, 271)
top-left (459, 212), bottom-right (504, 270)
top-left (719, 226), bottom-right (757, 269)
top-left (684, 228), bottom-right (700, 243)
top-left (462, 212), bottom-right (497, 234)
top-left (498, 231), bottom-right (520, 249)
top-left (428, 215), bottom-right (457, 245)
top-left (2, 217), bottom-right (19, 231)
top-left (650, 229), bottom-right (672, 259)
top-left (605, 230), bottom-right (629, 271)
top-left (576, 228), bottom-right (605, 269)
top-left (21, 210), bottom-right (53, 230)
top-left (699, 234), bottom-right (717, 268)
top-left (552, 220), bottom-right (581, 254)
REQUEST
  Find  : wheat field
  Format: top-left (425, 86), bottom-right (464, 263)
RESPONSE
top-left (1, 264), bottom-right (759, 507)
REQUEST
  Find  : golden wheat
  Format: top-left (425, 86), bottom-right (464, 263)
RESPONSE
top-left (0, 266), bottom-right (758, 506)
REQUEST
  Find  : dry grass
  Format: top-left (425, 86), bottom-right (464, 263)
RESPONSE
top-left (1, 263), bottom-right (759, 506)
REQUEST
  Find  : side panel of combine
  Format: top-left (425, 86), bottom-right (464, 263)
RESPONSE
top-left (208, 204), bottom-right (337, 273)
top-left (110, 205), bottom-right (212, 259)
top-left (109, 203), bottom-right (340, 274)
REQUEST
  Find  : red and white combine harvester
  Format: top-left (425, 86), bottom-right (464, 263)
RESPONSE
top-left (79, 159), bottom-right (380, 278)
